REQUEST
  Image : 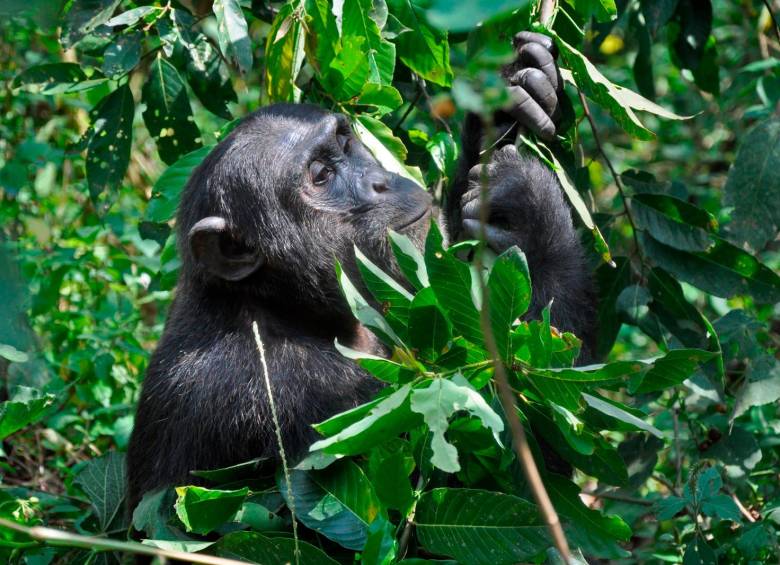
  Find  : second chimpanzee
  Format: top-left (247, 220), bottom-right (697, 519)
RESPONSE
top-left (127, 32), bottom-right (595, 512)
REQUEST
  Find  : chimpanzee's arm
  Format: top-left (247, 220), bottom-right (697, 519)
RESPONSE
top-left (445, 32), bottom-right (596, 361)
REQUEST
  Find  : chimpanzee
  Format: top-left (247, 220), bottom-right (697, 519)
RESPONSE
top-left (127, 32), bottom-right (595, 512)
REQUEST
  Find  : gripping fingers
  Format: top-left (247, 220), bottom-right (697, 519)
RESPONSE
top-left (513, 31), bottom-right (557, 58)
top-left (508, 67), bottom-right (559, 118)
top-left (508, 85), bottom-right (556, 140)
top-left (515, 41), bottom-right (559, 91)
top-left (462, 219), bottom-right (516, 253)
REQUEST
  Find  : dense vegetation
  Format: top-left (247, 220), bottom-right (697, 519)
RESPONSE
top-left (1, 0), bottom-right (779, 563)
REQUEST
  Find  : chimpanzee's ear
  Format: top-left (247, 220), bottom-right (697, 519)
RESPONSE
top-left (188, 216), bottom-right (264, 281)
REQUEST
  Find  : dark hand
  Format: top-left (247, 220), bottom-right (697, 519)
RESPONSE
top-left (460, 144), bottom-right (559, 255)
top-left (501, 31), bottom-right (564, 141)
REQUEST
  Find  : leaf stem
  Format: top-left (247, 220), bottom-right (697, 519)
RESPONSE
top-left (577, 90), bottom-right (644, 262)
top-left (0, 518), bottom-right (246, 564)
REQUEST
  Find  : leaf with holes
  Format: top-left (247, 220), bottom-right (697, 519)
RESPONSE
top-left (142, 56), bottom-right (202, 165)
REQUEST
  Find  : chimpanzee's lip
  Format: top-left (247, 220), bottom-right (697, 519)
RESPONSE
top-left (393, 207), bottom-right (431, 231)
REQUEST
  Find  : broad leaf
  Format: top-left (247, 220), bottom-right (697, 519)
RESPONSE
top-left (142, 56), bottom-right (201, 165)
top-left (145, 145), bottom-right (213, 223)
top-left (724, 118), bottom-right (780, 250)
top-left (212, 531), bottom-right (339, 564)
top-left (415, 488), bottom-right (549, 564)
top-left (355, 115), bottom-right (424, 187)
top-left (388, 229), bottom-right (429, 290)
top-left (0, 386), bottom-right (56, 441)
top-left (279, 460), bottom-right (384, 550)
top-left (74, 451), bottom-right (126, 532)
top-left (213, 0), bottom-right (253, 74)
top-left (407, 287), bottom-right (451, 361)
top-left (101, 31), bottom-right (142, 78)
top-left (174, 486), bottom-right (249, 535)
top-left (13, 63), bottom-right (104, 94)
top-left (266, 3), bottom-right (306, 102)
top-left (410, 377), bottom-right (503, 473)
top-left (387, 0), bottom-right (453, 86)
top-left (641, 233), bottom-right (780, 304)
top-left (310, 384), bottom-right (420, 454)
top-left (426, 0), bottom-right (529, 32)
top-left (62, 0), bottom-right (121, 47)
top-left (86, 84), bottom-right (134, 204)
top-left (632, 193), bottom-right (716, 252)
top-left (487, 246), bottom-right (531, 360)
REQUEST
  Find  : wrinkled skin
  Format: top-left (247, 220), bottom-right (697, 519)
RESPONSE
top-left (127, 32), bottom-right (595, 513)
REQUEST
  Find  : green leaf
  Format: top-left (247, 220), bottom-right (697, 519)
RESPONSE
top-left (700, 494), bottom-right (741, 522)
top-left (425, 221), bottom-right (484, 347)
top-left (595, 257), bottom-right (631, 358)
top-left (266, 3), bottom-right (306, 102)
top-left (342, 0), bottom-right (396, 85)
top-left (62, 0), bottom-right (121, 47)
top-left (0, 386), bottom-right (56, 440)
top-left (310, 384), bottom-right (420, 454)
top-left (367, 439), bottom-right (415, 513)
top-left (387, 0), bottom-right (453, 86)
top-left (410, 377), bottom-right (503, 473)
top-left (185, 35), bottom-right (237, 120)
top-left (550, 30), bottom-right (690, 140)
top-left (632, 193), bottom-right (716, 252)
top-left (213, 0), bottom-right (253, 74)
top-left (145, 145), bottom-right (213, 223)
top-left (641, 233), bottom-right (780, 304)
top-left (564, 0), bottom-right (617, 21)
top-left (355, 115), bottom-right (425, 187)
top-left (336, 259), bottom-right (404, 347)
top-left (355, 245), bottom-right (413, 337)
top-left (544, 475), bottom-right (631, 559)
top-left (408, 287), bottom-right (451, 361)
top-left (628, 349), bottom-right (716, 394)
top-left (683, 536), bottom-right (717, 565)
top-left (212, 530), bottom-right (340, 564)
top-left (279, 460), bottom-right (384, 551)
top-left (357, 83), bottom-right (404, 115)
top-left (86, 84), bottom-right (134, 204)
top-left (101, 31), bottom-right (142, 78)
top-left (335, 340), bottom-right (410, 383)
top-left (426, 0), bottom-right (529, 32)
top-left (190, 457), bottom-right (268, 484)
top-left (655, 496), bottom-right (687, 521)
top-left (582, 393), bottom-right (663, 438)
top-left (487, 246), bottom-right (531, 360)
top-left (174, 486), bottom-right (249, 535)
top-left (362, 517), bottom-right (397, 565)
top-left (724, 118), bottom-right (780, 250)
top-left (142, 55), bottom-right (202, 165)
top-left (74, 452), bottom-right (126, 532)
top-left (732, 355), bottom-right (780, 420)
top-left (415, 488), bottom-right (549, 564)
top-left (105, 6), bottom-right (157, 27)
top-left (13, 63), bottom-right (104, 94)
top-left (388, 229), bottom-right (429, 290)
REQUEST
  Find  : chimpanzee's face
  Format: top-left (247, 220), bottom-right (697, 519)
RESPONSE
top-left (179, 104), bottom-right (432, 297)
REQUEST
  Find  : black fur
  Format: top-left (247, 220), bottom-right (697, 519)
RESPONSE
top-left (127, 36), bottom-right (595, 514)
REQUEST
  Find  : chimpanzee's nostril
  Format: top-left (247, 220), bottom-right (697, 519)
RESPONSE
top-left (372, 181), bottom-right (388, 193)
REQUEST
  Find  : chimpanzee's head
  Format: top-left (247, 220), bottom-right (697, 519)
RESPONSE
top-left (177, 104), bottom-right (432, 307)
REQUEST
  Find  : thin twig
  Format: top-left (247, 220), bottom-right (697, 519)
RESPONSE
top-left (393, 85), bottom-right (423, 130)
top-left (672, 394), bottom-right (683, 491)
top-left (474, 137), bottom-right (571, 562)
top-left (762, 0), bottom-right (780, 43)
top-left (414, 73), bottom-right (452, 135)
top-left (0, 518), bottom-right (246, 564)
top-left (539, 0), bottom-right (557, 25)
top-left (577, 90), bottom-right (644, 261)
top-left (590, 491), bottom-right (654, 506)
top-left (252, 321), bottom-right (300, 565)
top-left (727, 489), bottom-right (757, 523)
top-left (652, 474), bottom-right (680, 496)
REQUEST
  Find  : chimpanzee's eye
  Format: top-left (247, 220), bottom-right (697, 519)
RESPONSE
top-left (309, 161), bottom-right (334, 186)
top-left (338, 134), bottom-right (351, 153)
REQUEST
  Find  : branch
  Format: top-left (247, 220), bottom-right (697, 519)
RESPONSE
top-left (474, 134), bottom-right (571, 562)
top-left (539, 0), bottom-right (557, 26)
top-left (0, 518), bottom-right (246, 565)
